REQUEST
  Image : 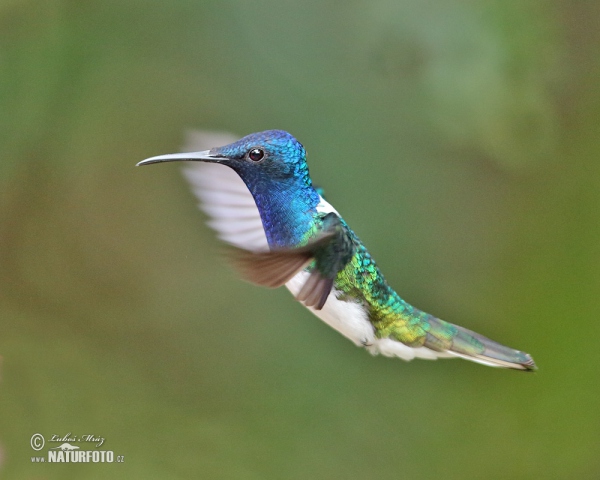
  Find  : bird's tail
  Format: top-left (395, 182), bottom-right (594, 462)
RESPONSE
top-left (423, 316), bottom-right (536, 371)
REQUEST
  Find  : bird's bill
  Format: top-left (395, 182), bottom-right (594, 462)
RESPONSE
top-left (136, 150), bottom-right (223, 166)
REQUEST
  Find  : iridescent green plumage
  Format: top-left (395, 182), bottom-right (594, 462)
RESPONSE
top-left (331, 218), bottom-right (533, 368)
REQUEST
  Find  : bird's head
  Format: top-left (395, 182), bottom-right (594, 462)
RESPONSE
top-left (138, 130), bottom-right (312, 188)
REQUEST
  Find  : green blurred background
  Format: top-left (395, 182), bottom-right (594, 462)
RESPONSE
top-left (1, 1), bottom-right (599, 478)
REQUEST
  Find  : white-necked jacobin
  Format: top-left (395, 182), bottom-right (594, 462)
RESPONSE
top-left (138, 130), bottom-right (536, 370)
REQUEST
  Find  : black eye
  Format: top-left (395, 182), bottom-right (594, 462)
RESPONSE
top-left (248, 148), bottom-right (265, 162)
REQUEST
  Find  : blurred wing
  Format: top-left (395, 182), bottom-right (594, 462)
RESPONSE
top-left (232, 248), bottom-right (314, 289)
top-left (181, 131), bottom-right (269, 253)
top-left (232, 214), bottom-right (352, 310)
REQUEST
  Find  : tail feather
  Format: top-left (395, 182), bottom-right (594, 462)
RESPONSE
top-left (425, 317), bottom-right (536, 371)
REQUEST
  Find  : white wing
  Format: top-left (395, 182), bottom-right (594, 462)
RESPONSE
top-left (181, 131), bottom-right (269, 252)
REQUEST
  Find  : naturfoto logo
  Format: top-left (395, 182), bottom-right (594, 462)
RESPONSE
top-left (29, 433), bottom-right (124, 464)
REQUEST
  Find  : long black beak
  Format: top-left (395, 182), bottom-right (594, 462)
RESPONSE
top-left (136, 150), bottom-right (224, 166)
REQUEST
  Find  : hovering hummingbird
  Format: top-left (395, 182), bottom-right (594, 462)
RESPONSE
top-left (138, 130), bottom-right (536, 371)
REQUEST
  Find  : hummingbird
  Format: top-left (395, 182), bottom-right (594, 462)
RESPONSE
top-left (138, 130), bottom-right (536, 371)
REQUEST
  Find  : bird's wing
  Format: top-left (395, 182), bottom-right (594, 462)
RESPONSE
top-left (232, 213), bottom-right (355, 310)
top-left (181, 131), bottom-right (269, 252)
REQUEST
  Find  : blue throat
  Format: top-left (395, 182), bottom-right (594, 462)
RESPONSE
top-left (231, 166), bottom-right (320, 249)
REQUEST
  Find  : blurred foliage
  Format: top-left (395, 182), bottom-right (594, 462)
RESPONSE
top-left (1, 1), bottom-right (599, 478)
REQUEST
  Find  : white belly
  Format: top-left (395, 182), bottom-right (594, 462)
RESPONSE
top-left (285, 271), bottom-right (444, 361)
top-left (285, 271), bottom-right (375, 347)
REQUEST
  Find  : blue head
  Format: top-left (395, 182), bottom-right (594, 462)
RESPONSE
top-left (210, 130), bottom-right (312, 186)
top-left (139, 130), bottom-right (321, 248)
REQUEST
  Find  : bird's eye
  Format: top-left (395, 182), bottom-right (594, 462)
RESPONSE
top-left (248, 148), bottom-right (265, 162)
